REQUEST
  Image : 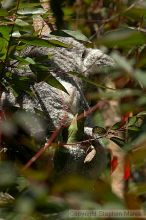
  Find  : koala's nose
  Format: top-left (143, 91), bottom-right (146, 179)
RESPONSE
top-left (82, 49), bottom-right (88, 59)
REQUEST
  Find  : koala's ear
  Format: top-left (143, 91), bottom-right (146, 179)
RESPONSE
top-left (83, 48), bottom-right (115, 76)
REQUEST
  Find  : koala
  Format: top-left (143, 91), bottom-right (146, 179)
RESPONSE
top-left (1, 35), bottom-right (114, 177)
top-left (2, 36), bottom-right (114, 131)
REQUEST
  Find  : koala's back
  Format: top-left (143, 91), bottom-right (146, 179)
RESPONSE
top-left (2, 35), bottom-right (114, 140)
top-left (1, 35), bottom-right (114, 176)
top-left (2, 37), bottom-right (89, 138)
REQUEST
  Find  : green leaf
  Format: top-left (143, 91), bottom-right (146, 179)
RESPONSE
top-left (67, 115), bottom-right (78, 144)
top-left (30, 64), bottom-right (68, 94)
top-left (127, 116), bottom-right (137, 127)
top-left (1, 0), bottom-right (14, 9)
top-left (67, 113), bottom-right (85, 144)
top-left (83, 0), bottom-right (93, 4)
top-left (134, 70), bottom-right (146, 87)
top-left (0, 37), bottom-right (8, 60)
top-left (16, 176), bottom-right (29, 192)
top-left (12, 30), bottom-right (21, 38)
top-left (21, 37), bottom-right (70, 48)
top-left (84, 147), bottom-right (96, 163)
top-left (128, 126), bottom-right (140, 131)
top-left (92, 126), bottom-right (106, 136)
top-left (19, 2), bottom-right (41, 8)
top-left (24, 57), bottom-right (36, 64)
top-left (15, 19), bottom-right (29, 27)
top-left (136, 184), bottom-right (146, 195)
top-left (46, 74), bottom-right (69, 94)
top-left (110, 137), bottom-right (125, 147)
top-left (15, 56), bottom-right (36, 65)
top-left (89, 89), bottom-right (141, 100)
top-left (0, 162), bottom-right (17, 187)
top-left (0, 192), bottom-right (15, 206)
top-left (0, 8), bottom-right (8, 16)
top-left (62, 30), bottom-right (90, 42)
top-left (47, 39), bottom-right (71, 48)
top-left (111, 52), bottom-right (133, 72)
top-left (111, 122), bottom-right (121, 130)
top-left (123, 2), bottom-right (146, 20)
top-left (137, 111), bottom-right (146, 117)
top-left (0, 26), bottom-right (11, 41)
top-left (69, 71), bottom-right (110, 89)
top-left (0, 26), bottom-right (10, 60)
top-left (17, 7), bottom-right (45, 15)
top-left (51, 30), bottom-right (90, 42)
top-left (98, 28), bottom-right (146, 48)
top-left (5, 73), bottom-right (33, 97)
top-left (67, 114), bottom-right (84, 144)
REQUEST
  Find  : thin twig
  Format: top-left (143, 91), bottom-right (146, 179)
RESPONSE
top-left (22, 114), bottom-right (67, 171)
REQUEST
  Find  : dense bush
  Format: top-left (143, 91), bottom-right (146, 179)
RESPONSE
top-left (1, 0), bottom-right (146, 219)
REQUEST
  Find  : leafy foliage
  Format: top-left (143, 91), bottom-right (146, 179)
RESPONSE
top-left (1, 0), bottom-right (146, 219)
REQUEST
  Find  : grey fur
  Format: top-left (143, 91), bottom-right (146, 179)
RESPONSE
top-left (2, 36), bottom-right (114, 132)
top-left (1, 35), bottom-right (114, 176)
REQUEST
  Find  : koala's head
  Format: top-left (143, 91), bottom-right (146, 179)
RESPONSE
top-left (58, 36), bottom-right (115, 77)
top-left (82, 48), bottom-right (115, 76)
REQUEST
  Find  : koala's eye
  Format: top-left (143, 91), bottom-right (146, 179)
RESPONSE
top-left (82, 50), bottom-right (88, 59)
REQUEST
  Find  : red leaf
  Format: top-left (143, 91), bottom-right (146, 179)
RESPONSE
top-left (124, 161), bottom-right (131, 181)
top-left (110, 156), bottom-right (118, 173)
top-left (120, 112), bottom-right (131, 127)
